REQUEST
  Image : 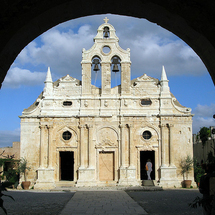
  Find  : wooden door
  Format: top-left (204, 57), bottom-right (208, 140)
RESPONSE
top-left (99, 152), bottom-right (114, 181)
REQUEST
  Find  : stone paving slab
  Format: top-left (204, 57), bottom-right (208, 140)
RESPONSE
top-left (52, 186), bottom-right (163, 192)
top-left (59, 191), bottom-right (147, 215)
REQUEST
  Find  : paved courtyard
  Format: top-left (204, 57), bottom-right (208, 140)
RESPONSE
top-left (1, 188), bottom-right (203, 215)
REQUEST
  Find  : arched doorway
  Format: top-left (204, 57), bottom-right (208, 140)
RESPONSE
top-left (140, 151), bottom-right (155, 180)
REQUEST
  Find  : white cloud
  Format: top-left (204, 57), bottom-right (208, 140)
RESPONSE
top-left (3, 67), bottom-right (46, 88)
top-left (0, 128), bottom-right (20, 148)
top-left (192, 104), bottom-right (215, 133)
top-left (10, 14), bottom-right (206, 87)
top-left (193, 104), bottom-right (215, 118)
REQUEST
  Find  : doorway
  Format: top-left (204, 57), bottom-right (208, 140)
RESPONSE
top-left (59, 151), bottom-right (74, 181)
top-left (140, 151), bottom-right (155, 180)
top-left (99, 151), bottom-right (114, 181)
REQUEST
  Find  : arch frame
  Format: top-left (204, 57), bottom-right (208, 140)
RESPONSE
top-left (1, 1), bottom-right (215, 86)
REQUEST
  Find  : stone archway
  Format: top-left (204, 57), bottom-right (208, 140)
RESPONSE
top-left (1, 1), bottom-right (215, 88)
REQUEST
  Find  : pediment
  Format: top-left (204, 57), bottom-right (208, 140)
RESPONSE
top-left (131, 74), bottom-right (159, 89)
top-left (60, 75), bottom-right (77, 82)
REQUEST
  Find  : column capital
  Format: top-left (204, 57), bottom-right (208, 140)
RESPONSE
top-left (39, 125), bottom-right (47, 129)
top-left (127, 124), bottom-right (133, 128)
top-left (168, 124), bottom-right (174, 128)
top-left (86, 124), bottom-right (93, 129)
top-left (78, 125), bottom-right (85, 129)
top-left (119, 124), bottom-right (127, 128)
top-left (160, 124), bottom-right (167, 128)
top-left (47, 125), bottom-right (53, 129)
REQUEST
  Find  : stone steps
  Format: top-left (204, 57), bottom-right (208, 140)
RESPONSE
top-left (142, 180), bottom-right (155, 186)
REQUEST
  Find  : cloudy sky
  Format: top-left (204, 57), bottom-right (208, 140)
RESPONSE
top-left (0, 14), bottom-right (214, 147)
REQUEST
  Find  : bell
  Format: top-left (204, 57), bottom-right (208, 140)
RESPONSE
top-left (112, 64), bottom-right (119, 72)
top-left (104, 32), bottom-right (109, 38)
top-left (93, 64), bottom-right (99, 71)
top-left (93, 59), bottom-right (100, 71)
top-left (103, 26), bottom-right (109, 38)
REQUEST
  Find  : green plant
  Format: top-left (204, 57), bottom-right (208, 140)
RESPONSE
top-left (0, 151), bottom-right (15, 214)
top-left (207, 151), bottom-right (215, 164)
top-left (18, 158), bottom-right (31, 182)
top-left (3, 169), bottom-right (19, 188)
top-left (180, 155), bottom-right (193, 180)
top-left (199, 127), bottom-right (210, 146)
top-left (193, 159), bottom-right (205, 183)
top-left (0, 180), bottom-right (15, 215)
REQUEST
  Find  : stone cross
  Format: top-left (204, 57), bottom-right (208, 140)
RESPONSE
top-left (104, 17), bottom-right (109, 23)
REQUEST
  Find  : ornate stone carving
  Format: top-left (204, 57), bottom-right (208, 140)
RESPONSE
top-left (84, 100), bottom-right (88, 107)
top-left (98, 138), bottom-right (116, 147)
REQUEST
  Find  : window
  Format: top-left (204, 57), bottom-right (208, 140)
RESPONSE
top-left (140, 99), bottom-right (152, 106)
top-left (63, 101), bottom-right (72, 106)
top-left (142, 131), bottom-right (152, 140)
top-left (62, 131), bottom-right (72, 140)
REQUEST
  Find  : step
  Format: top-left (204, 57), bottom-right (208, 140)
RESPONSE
top-left (142, 180), bottom-right (155, 186)
top-left (55, 181), bottom-right (76, 187)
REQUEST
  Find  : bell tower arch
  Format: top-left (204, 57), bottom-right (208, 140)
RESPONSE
top-left (81, 17), bottom-right (131, 95)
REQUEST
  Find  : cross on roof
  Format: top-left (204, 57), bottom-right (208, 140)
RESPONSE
top-left (103, 17), bottom-right (109, 23)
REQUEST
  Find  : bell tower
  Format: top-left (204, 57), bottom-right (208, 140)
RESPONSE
top-left (81, 17), bottom-right (131, 95)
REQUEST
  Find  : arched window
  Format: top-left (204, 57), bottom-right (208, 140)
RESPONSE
top-left (103, 26), bottom-right (110, 38)
top-left (91, 56), bottom-right (101, 88)
top-left (111, 56), bottom-right (121, 88)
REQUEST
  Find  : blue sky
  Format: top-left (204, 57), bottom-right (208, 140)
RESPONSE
top-left (0, 14), bottom-right (214, 147)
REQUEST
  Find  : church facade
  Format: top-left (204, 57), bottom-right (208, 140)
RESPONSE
top-left (19, 18), bottom-right (194, 189)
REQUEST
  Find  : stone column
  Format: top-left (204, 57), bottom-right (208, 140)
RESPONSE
top-left (126, 124), bottom-right (139, 185)
top-left (161, 124), bottom-right (166, 167)
top-left (159, 123), bottom-right (178, 186)
top-left (77, 124), bottom-right (95, 185)
top-left (47, 125), bottom-right (53, 168)
top-left (36, 123), bottom-right (55, 189)
top-left (168, 124), bottom-right (174, 167)
top-left (120, 124), bottom-right (126, 167)
top-left (121, 62), bottom-right (131, 95)
top-left (81, 62), bottom-right (91, 95)
top-left (101, 63), bottom-right (111, 95)
top-left (79, 125), bottom-right (85, 168)
top-left (39, 124), bottom-right (48, 168)
top-left (86, 124), bottom-right (94, 168)
top-left (128, 124), bottom-right (134, 167)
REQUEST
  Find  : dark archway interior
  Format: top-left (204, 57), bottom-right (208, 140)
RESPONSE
top-left (0, 1), bottom-right (215, 88)
top-left (60, 151), bottom-right (74, 181)
top-left (140, 151), bottom-right (155, 180)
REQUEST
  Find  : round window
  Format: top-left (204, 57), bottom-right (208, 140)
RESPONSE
top-left (102, 46), bottom-right (111, 54)
top-left (142, 131), bottom-right (152, 140)
top-left (62, 131), bottom-right (72, 140)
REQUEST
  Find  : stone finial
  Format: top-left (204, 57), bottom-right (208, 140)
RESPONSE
top-left (45, 67), bottom-right (53, 83)
top-left (44, 67), bottom-right (53, 96)
top-left (161, 65), bottom-right (168, 81)
top-left (160, 65), bottom-right (170, 97)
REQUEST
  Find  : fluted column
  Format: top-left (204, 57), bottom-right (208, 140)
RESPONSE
top-left (161, 124), bottom-right (167, 167)
top-left (168, 124), bottom-right (174, 167)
